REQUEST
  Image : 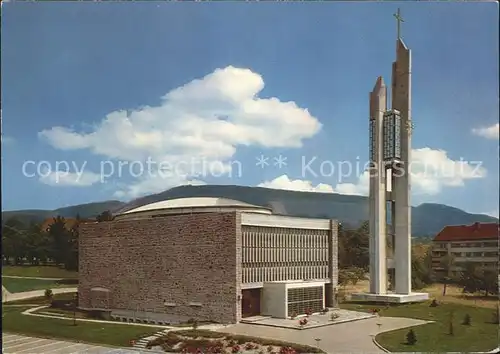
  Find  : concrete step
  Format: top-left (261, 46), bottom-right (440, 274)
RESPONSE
top-left (134, 330), bottom-right (171, 351)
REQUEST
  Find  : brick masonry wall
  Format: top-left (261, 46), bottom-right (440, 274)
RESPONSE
top-left (79, 212), bottom-right (241, 324)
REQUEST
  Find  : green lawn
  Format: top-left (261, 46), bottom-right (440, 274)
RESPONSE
top-left (2, 266), bottom-right (78, 279)
top-left (2, 277), bottom-right (70, 293)
top-left (2, 306), bottom-right (162, 347)
top-left (340, 301), bottom-right (499, 352)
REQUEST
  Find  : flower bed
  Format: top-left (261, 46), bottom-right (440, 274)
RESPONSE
top-left (146, 329), bottom-right (324, 353)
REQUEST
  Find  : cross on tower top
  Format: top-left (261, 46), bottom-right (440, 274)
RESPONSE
top-left (393, 8), bottom-right (404, 39)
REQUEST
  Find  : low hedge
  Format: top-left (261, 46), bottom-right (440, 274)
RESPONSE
top-left (55, 278), bottom-right (79, 285)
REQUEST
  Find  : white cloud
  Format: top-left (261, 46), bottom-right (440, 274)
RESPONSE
top-left (39, 66), bottom-right (321, 198)
top-left (39, 170), bottom-right (101, 187)
top-left (472, 123), bottom-right (499, 140)
top-left (258, 175), bottom-right (335, 193)
top-left (258, 147), bottom-right (487, 196)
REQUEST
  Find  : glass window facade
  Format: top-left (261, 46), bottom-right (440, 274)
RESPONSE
top-left (382, 111), bottom-right (402, 162)
top-left (369, 120), bottom-right (376, 162)
top-left (287, 286), bottom-right (324, 315)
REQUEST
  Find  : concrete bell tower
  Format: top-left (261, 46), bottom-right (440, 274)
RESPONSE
top-left (353, 9), bottom-right (428, 303)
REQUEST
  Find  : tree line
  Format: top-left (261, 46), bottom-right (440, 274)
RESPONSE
top-left (1, 211), bottom-right (113, 270)
top-left (2, 214), bottom-right (497, 296)
top-left (338, 221), bottom-right (498, 296)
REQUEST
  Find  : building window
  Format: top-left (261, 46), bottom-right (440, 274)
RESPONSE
top-left (382, 111), bottom-right (402, 162)
top-left (369, 120), bottom-right (376, 162)
top-left (287, 286), bottom-right (323, 316)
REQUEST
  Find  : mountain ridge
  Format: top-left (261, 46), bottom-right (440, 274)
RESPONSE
top-left (2, 185), bottom-right (497, 236)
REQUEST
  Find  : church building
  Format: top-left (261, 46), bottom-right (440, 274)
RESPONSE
top-left (78, 197), bottom-right (339, 324)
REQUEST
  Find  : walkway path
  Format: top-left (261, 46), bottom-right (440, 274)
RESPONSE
top-left (220, 316), bottom-right (431, 353)
top-left (2, 333), bottom-right (146, 354)
top-left (2, 275), bottom-right (66, 280)
top-left (2, 287), bottom-right (76, 303)
top-left (3, 285), bottom-right (12, 295)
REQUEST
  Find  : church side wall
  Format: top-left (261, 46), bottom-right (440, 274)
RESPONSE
top-left (79, 212), bottom-right (241, 324)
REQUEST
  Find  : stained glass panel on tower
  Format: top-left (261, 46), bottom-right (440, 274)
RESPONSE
top-left (369, 119), bottom-right (376, 162)
top-left (382, 110), bottom-right (402, 163)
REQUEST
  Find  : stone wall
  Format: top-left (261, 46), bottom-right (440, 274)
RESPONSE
top-left (79, 212), bottom-right (241, 324)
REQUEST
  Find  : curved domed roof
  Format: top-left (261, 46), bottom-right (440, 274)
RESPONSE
top-left (119, 197), bottom-right (272, 216)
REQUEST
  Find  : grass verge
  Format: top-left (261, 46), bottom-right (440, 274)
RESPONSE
top-left (2, 306), bottom-right (162, 347)
top-left (340, 301), bottom-right (498, 352)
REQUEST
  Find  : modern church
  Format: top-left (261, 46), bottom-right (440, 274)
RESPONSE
top-left (78, 197), bottom-right (339, 324)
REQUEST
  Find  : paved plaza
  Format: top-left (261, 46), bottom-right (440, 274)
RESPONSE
top-left (241, 309), bottom-right (376, 329)
top-left (221, 316), bottom-right (431, 353)
top-left (1, 333), bottom-right (146, 354)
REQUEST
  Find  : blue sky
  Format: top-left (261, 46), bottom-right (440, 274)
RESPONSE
top-left (1, 1), bottom-right (499, 217)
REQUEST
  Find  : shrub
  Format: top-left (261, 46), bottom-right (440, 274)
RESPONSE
top-left (280, 347), bottom-right (297, 354)
top-left (305, 308), bottom-right (312, 316)
top-left (209, 340), bottom-right (224, 349)
top-left (290, 312), bottom-right (298, 319)
top-left (50, 299), bottom-right (73, 309)
top-left (429, 299), bottom-right (438, 307)
top-left (228, 339), bottom-right (238, 347)
top-left (330, 312), bottom-right (340, 321)
top-left (82, 309), bottom-right (111, 320)
top-left (55, 278), bottom-right (79, 285)
top-left (44, 289), bottom-right (53, 300)
top-left (230, 336), bottom-right (247, 345)
top-left (245, 343), bottom-right (256, 350)
top-left (371, 308), bottom-right (380, 315)
top-left (406, 329), bottom-right (417, 345)
top-left (299, 318), bottom-right (308, 326)
top-left (462, 314), bottom-right (471, 326)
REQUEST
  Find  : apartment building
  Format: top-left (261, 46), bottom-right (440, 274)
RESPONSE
top-left (431, 222), bottom-right (499, 277)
